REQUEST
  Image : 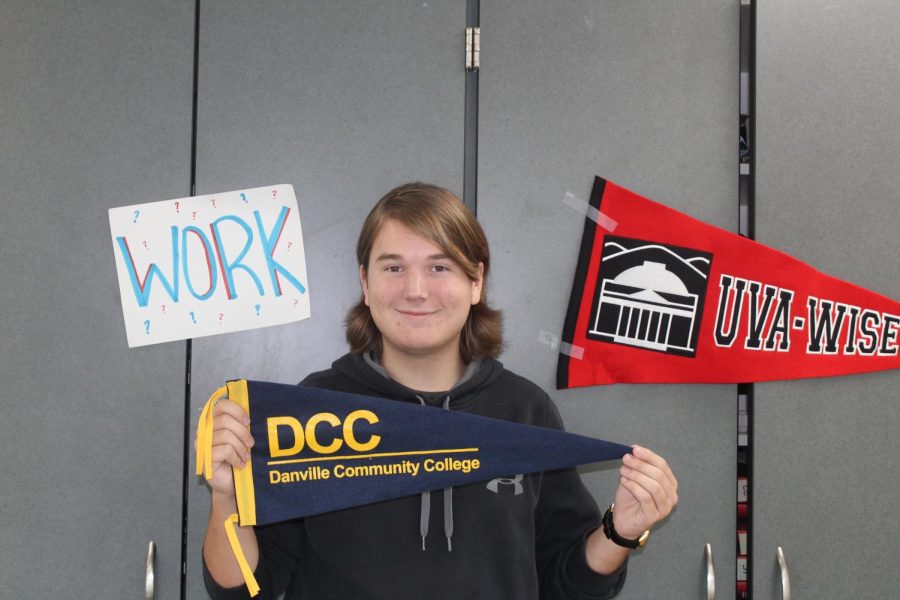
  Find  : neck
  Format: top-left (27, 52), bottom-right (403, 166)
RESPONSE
top-left (380, 345), bottom-right (466, 392)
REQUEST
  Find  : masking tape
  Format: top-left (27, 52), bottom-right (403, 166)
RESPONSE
top-left (538, 330), bottom-right (585, 360)
top-left (562, 191), bottom-right (618, 232)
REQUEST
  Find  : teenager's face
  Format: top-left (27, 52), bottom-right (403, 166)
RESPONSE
top-left (360, 219), bottom-right (483, 361)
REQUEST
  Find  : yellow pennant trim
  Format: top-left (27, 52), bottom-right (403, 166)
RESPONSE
top-left (227, 379), bottom-right (257, 526)
top-left (224, 513), bottom-right (261, 597)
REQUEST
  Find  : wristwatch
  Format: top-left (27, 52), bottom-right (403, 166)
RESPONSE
top-left (602, 503), bottom-right (650, 549)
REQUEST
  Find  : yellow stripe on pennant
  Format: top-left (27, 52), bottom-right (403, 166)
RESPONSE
top-left (228, 379), bottom-right (257, 527)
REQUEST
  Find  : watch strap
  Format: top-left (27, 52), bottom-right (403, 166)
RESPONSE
top-left (601, 503), bottom-right (650, 549)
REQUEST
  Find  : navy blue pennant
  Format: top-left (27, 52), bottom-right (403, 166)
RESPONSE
top-left (219, 380), bottom-right (629, 527)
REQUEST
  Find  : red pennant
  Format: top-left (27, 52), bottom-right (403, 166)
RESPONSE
top-left (558, 176), bottom-right (900, 387)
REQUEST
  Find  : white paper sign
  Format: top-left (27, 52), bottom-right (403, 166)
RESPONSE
top-left (108, 184), bottom-right (310, 347)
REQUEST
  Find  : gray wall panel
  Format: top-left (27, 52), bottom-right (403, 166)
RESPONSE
top-left (186, 2), bottom-right (465, 597)
top-left (478, 2), bottom-right (737, 598)
top-left (0, 1), bottom-right (194, 597)
top-left (755, 2), bottom-right (900, 598)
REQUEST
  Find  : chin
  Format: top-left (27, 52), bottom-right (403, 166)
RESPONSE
top-left (390, 338), bottom-right (458, 358)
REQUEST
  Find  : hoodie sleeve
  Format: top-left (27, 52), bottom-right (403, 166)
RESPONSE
top-left (534, 401), bottom-right (627, 600)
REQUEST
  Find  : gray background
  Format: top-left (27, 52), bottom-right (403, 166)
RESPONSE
top-left (0, 1), bottom-right (193, 598)
top-left (476, 2), bottom-right (738, 598)
top-left (1, 1), bottom-right (896, 598)
top-left (753, 1), bottom-right (900, 598)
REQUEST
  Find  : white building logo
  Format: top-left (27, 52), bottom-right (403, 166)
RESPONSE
top-left (588, 236), bottom-right (713, 357)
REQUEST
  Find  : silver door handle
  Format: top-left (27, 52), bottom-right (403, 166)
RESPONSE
top-left (145, 540), bottom-right (156, 600)
top-left (705, 543), bottom-right (715, 600)
top-left (777, 546), bottom-right (791, 600)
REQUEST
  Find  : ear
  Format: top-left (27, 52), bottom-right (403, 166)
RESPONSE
top-left (471, 262), bottom-right (484, 305)
top-left (359, 264), bottom-right (370, 306)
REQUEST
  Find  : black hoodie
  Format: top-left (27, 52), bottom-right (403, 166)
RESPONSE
top-left (204, 353), bottom-right (627, 600)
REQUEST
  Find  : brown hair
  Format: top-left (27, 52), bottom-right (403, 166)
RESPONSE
top-left (345, 182), bottom-right (503, 361)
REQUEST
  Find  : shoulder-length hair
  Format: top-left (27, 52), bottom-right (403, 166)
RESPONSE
top-left (345, 182), bottom-right (503, 361)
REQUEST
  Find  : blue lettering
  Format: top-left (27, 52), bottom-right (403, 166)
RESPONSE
top-left (254, 206), bottom-right (306, 296)
top-left (116, 227), bottom-right (180, 307)
top-left (181, 226), bottom-right (217, 301)
top-left (209, 216), bottom-right (265, 300)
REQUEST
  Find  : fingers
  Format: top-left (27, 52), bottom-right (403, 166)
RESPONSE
top-left (629, 446), bottom-right (678, 493)
top-left (197, 398), bottom-right (255, 468)
top-left (212, 426), bottom-right (254, 468)
top-left (215, 400), bottom-right (254, 460)
top-left (619, 446), bottom-right (678, 518)
top-left (214, 397), bottom-right (251, 429)
top-left (617, 473), bottom-right (673, 522)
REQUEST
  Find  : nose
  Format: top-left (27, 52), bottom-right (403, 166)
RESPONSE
top-left (404, 271), bottom-right (427, 300)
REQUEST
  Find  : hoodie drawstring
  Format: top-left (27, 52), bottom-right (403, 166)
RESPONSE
top-left (416, 394), bottom-right (454, 552)
top-left (416, 395), bottom-right (430, 550)
top-left (419, 484), bottom-right (431, 550)
top-left (442, 395), bottom-right (454, 552)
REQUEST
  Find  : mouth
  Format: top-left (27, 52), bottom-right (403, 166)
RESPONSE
top-left (396, 309), bottom-right (437, 318)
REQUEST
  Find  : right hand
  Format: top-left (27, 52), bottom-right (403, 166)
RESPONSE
top-left (198, 397), bottom-right (255, 498)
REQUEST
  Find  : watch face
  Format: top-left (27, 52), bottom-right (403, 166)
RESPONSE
top-left (637, 529), bottom-right (650, 547)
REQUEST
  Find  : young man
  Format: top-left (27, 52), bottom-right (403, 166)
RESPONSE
top-left (202, 183), bottom-right (678, 599)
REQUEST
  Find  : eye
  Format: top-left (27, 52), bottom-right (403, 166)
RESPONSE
top-left (384, 265), bottom-right (403, 273)
top-left (430, 264), bottom-right (451, 273)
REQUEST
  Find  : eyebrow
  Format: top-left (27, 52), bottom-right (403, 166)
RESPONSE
top-left (374, 253), bottom-right (449, 262)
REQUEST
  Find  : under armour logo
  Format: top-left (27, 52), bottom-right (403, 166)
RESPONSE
top-left (486, 474), bottom-right (524, 495)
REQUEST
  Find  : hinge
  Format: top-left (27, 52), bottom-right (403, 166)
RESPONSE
top-left (466, 27), bottom-right (480, 71)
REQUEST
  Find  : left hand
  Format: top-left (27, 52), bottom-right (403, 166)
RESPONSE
top-left (611, 445), bottom-right (678, 540)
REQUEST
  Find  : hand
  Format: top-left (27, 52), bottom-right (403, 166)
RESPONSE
top-left (611, 445), bottom-right (678, 540)
top-left (196, 397), bottom-right (255, 498)
top-left (200, 398), bottom-right (261, 590)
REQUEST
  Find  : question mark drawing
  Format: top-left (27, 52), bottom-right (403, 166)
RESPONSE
top-left (144, 320), bottom-right (151, 334)
top-left (287, 241), bottom-right (293, 252)
top-left (161, 304), bottom-right (166, 315)
top-left (240, 193), bottom-right (248, 203)
top-left (271, 189), bottom-right (277, 199)
top-left (293, 299), bottom-right (299, 309)
top-left (210, 198), bottom-right (216, 208)
top-left (255, 304), bottom-right (261, 316)
top-left (189, 311), bottom-right (196, 323)
top-left (133, 210), bottom-right (140, 223)
top-left (143, 241), bottom-right (149, 251)
top-left (192, 211), bottom-right (197, 221)
top-left (218, 313), bottom-right (224, 325)
top-left (175, 201), bottom-right (180, 213)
